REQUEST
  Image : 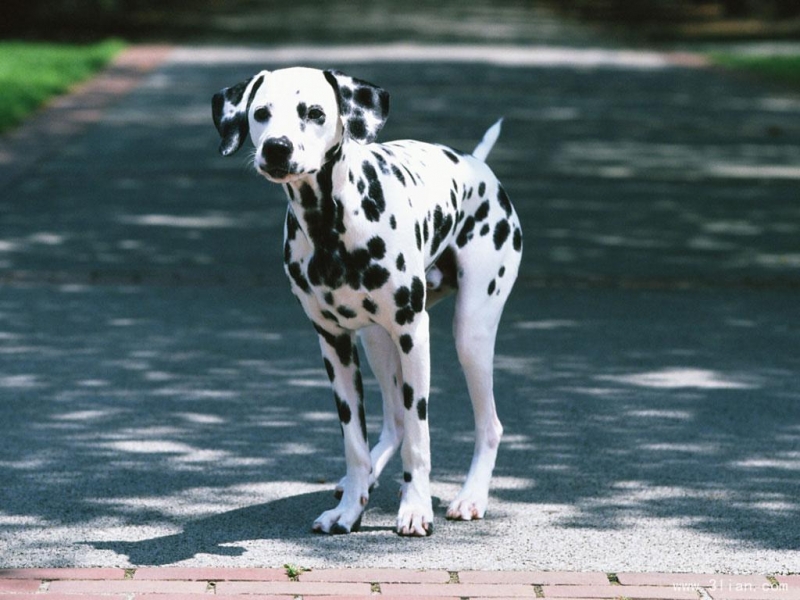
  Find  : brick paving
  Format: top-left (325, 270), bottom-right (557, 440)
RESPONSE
top-left (0, 569), bottom-right (795, 599)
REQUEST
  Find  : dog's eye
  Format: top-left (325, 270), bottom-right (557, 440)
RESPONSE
top-left (307, 107), bottom-right (325, 123)
top-left (253, 106), bottom-right (271, 122)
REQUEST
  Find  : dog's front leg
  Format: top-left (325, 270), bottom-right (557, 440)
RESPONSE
top-left (395, 310), bottom-right (434, 537)
top-left (313, 329), bottom-right (371, 534)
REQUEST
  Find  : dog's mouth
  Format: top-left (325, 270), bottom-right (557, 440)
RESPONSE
top-left (256, 161), bottom-right (298, 182)
top-left (266, 166), bottom-right (290, 179)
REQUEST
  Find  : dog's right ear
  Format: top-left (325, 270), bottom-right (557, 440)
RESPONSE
top-left (212, 72), bottom-right (266, 156)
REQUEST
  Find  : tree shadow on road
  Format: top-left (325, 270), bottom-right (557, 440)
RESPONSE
top-left (1, 57), bottom-right (800, 568)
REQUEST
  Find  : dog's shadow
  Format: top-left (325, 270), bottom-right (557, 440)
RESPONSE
top-left (89, 489), bottom-right (432, 565)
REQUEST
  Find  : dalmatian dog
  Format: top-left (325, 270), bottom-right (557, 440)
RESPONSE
top-left (212, 67), bottom-right (522, 537)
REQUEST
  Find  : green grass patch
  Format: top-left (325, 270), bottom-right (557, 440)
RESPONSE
top-left (710, 53), bottom-right (800, 89)
top-left (0, 39), bottom-right (125, 134)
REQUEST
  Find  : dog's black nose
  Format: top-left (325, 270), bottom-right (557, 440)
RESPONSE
top-left (262, 136), bottom-right (293, 163)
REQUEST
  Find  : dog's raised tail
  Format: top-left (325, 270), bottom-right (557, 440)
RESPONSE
top-left (472, 118), bottom-right (504, 162)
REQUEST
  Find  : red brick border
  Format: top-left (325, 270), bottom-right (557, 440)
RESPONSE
top-left (0, 568), bottom-right (796, 598)
top-left (133, 567), bottom-right (288, 581)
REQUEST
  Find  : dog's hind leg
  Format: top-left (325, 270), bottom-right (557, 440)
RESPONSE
top-left (446, 233), bottom-right (521, 521)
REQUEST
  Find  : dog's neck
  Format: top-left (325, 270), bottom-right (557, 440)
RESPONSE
top-left (282, 137), bottom-right (365, 249)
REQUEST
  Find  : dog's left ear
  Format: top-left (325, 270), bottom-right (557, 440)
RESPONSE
top-left (323, 70), bottom-right (389, 144)
top-left (212, 72), bottom-right (266, 156)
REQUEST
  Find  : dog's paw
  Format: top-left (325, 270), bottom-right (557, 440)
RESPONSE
top-left (396, 506), bottom-right (434, 537)
top-left (396, 488), bottom-right (434, 537)
top-left (446, 495), bottom-right (488, 521)
top-left (312, 504), bottom-right (365, 535)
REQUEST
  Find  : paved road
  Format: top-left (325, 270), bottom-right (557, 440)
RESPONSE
top-left (1, 42), bottom-right (799, 573)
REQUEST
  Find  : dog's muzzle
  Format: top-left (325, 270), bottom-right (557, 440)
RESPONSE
top-left (260, 136), bottom-right (294, 179)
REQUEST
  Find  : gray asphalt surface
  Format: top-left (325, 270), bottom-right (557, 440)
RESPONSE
top-left (1, 40), bottom-right (799, 572)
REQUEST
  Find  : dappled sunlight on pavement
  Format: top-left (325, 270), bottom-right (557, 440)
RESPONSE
top-left (0, 38), bottom-right (799, 572)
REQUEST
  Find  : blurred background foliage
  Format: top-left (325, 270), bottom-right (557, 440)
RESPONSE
top-left (0, 0), bottom-right (797, 134)
top-left (1, 0), bottom-right (798, 44)
top-left (0, 39), bottom-right (124, 133)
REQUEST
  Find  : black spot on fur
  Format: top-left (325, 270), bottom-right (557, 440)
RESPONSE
top-left (410, 277), bottom-right (425, 313)
top-left (341, 248), bottom-right (371, 289)
top-left (488, 279), bottom-right (496, 295)
top-left (299, 183), bottom-right (318, 209)
top-left (497, 185), bottom-right (512, 217)
top-left (513, 227), bottom-right (523, 252)
top-left (474, 200), bottom-right (490, 222)
top-left (414, 222), bottom-right (422, 251)
top-left (349, 117), bottom-right (367, 140)
top-left (390, 215), bottom-right (397, 229)
top-left (362, 297), bottom-right (378, 314)
top-left (307, 251), bottom-right (344, 289)
top-left (372, 151), bottom-right (390, 175)
top-left (287, 262), bottom-right (310, 293)
top-left (313, 323), bottom-right (336, 347)
top-left (324, 143), bottom-right (342, 163)
top-left (403, 384), bottom-right (414, 410)
top-left (402, 165), bottom-right (417, 186)
top-left (430, 206), bottom-right (453, 256)
top-left (358, 396), bottom-right (367, 441)
top-left (494, 219), bottom-right (510, 250)
top-left (499, 266), bottom-right (506, 277)
top-left (363, 264), bottom-right (390, 290)
top-left (395, 286), bottom-right (410, 307)
top-left (296, 102), bottom-right (307, 119)
top-left (360, 162), bottom-right (385, 222)
top-left (403, 472), bottom-right (412, 483)
top-left (354, 370), bottom-right (364, 402)
top-left (450, 190), bottom-right (458, 209)
top-left (321, 309), bottom-right (339, 323)
top-left (399, 334), bottom-right (414, 354)
top-left (480, 223), bottom-right (490, 236)
top-left (334, 392), bottom-right (352, 424)
top-left (337, 305), bottom-right (357, 319)
top-left (361, 196), bottom-right (381, 221)
top-left (355, 86), bottom-right (375, 108)
top-left (323, 358), bottom-right (335, 381)
top-left (456, 216), bottom-right (476, 248)
top-left (367, 237), bottom-right (386, 259)
top-left (478, 182), bottom-right (486, 196)
top-left (335, 334), bottom-right (353, 366)
top-left (422, 218), bottom-right (429, 243)
top-left (417, 398), bottom-right (427, 421)
top-left (391, 165), bottom-right (406, 186)
top-left (443, 149), bottom-right (460, 164)
top-left (395, 307), bottom-right (415, 325)
top-left (396, 253), bottom-right (406, 272)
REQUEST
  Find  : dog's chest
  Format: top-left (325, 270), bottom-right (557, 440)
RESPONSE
top-left (283, 215), bottom-right (396, 329)
top-left (281, 179), bottom-right (405, 329)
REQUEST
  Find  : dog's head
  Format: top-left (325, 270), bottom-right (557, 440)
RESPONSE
top-left (212, 67), bottom-right (389, 183)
